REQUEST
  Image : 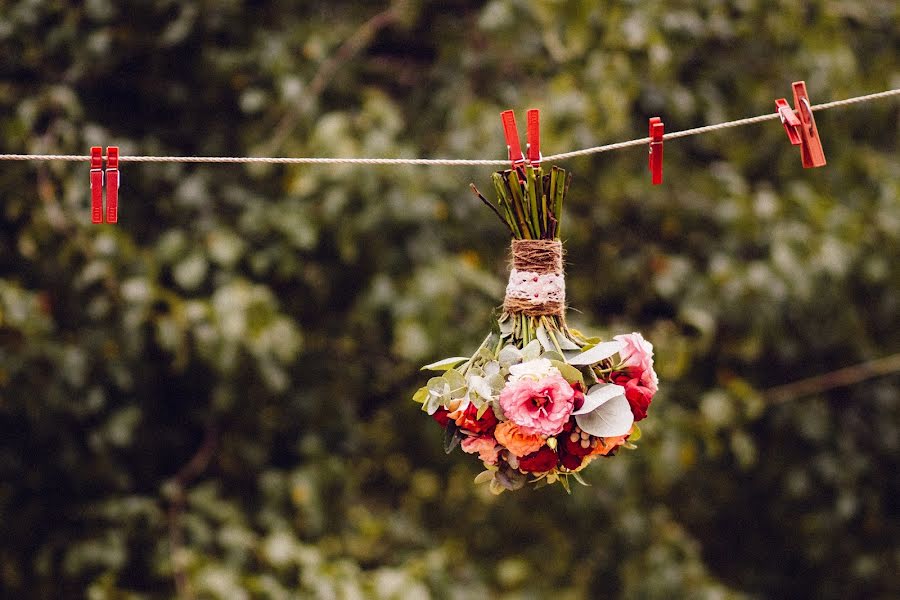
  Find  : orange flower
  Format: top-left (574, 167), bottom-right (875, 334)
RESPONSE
top-left (494, 421), bottom-right (545, 457)
top-left (590, 432), bottom-right (629, 456)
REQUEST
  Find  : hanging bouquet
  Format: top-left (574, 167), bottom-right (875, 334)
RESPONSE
top-left (412, 159), bottom-right (659, 493)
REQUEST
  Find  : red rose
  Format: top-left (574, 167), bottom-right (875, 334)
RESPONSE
top-left (571, 382), bottom-right (585, 412)
top-left (557, 433), bottom-right (592, 471)
top-left (612, 368), bottom-right (654, 422)
top-left (517, 446), bottom-right (558, 473)
top-left (623, 379), bottom-right (653, 421)
top-left (432, 407), bottom-right (451, 427)
top-left (453, 404), bottom-right (498, 434)
top-left (559, 451), bottom-right (584, 471)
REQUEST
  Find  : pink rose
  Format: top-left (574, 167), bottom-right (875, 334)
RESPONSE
top-left (614, 332), bottom-right (658, 394)
top-left (499, 374), bottom-right (575, 436)
top-left (460, 435), bottom-right (500, 465)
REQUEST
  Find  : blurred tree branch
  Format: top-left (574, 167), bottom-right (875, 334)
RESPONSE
top-left (166, 423), bottom-right (218, 600)
top-left (264, 2), bottom-right (405, 154)
top-left (764, 353), bottom-right (900, 404)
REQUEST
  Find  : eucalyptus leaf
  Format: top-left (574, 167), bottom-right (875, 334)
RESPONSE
top-left (498, 345), bottom-right (522, 366)
top-left (443, 369), bottom-right (467, 399)
top-left (555, 334), bottom-right (581, 351)
top-left (426, 376), bottom-right (450, 398)
top-left (567, 341), bottom-right (624, 366)
top-left (550, 360), bottom-right (585, 386)
top-left (535, 325), bottom-right (554, 352)
top-left (424, 392), bottom-right (443, 415)
top-left (540, 350), bottom-right (565, 362)
top-left (571, 383), bottom-right (625, 415)
top-left (522, 339), bottom-right (542, 361)
top-left (574, 394), bottom-right (634, 437)
top-left (467, 374), bottom-right (493, 401)
top-left (421, 356), bottom-right (470, 371)
top-left (486, 373), bottom-right (505, 394)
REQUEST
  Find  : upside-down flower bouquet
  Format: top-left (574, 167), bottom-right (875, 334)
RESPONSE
top-left (412, 163), bottom-right (658, 493)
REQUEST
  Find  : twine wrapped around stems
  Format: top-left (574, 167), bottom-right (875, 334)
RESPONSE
top-left (503, 240), bottom-right (565, 316)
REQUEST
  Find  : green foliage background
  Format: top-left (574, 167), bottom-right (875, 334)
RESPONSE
top-left (1, 1), bottom-right (898, 598)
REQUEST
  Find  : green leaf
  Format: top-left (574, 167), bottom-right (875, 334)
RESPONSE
top-left (541, 350), bottom-right (565, 362)
top-left (473, 470), bottom-right (494, 485)
top-left (571, 471), bottom-right (590, 487)
top-left (421, 356), bottom-right (470, 371)
top-left (550, 360), bottom-right (584, 386)
top-left (629, 423), bottom-right (642, 442)
top-left (476, 403), bottom-right (493, 419)
top-left (443, 422), bottom-right (462, 454)
top-left (412, 386), bottom-right (429, 404)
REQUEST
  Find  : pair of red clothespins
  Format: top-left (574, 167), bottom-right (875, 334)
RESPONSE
top-left (647, 81), bottom-right (827, 184)
top-left (90, 146), bottom-right (119, 223)
top-left (775, 81), bottom-right (827, 168)
top-left (501, 108), bottom-right (542, 173)
top-left (502, 107), bottom-right (667, 184)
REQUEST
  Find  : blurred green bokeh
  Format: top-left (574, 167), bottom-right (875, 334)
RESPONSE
top-left (0, 1), bottom-right (898, 598)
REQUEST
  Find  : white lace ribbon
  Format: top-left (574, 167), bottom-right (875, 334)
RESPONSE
top-left (505, 269), bottom-right (565, 305)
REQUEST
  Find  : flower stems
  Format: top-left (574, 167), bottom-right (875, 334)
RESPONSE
top-left (478, 166), bottom-right (569, 240)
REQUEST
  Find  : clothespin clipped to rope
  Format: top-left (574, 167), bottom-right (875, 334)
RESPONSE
top-left (105, 147), bottom-right (119, 223)
top-left (526, 109), bottom-right (541, 167)
top-left (648, 117), bottom-right (664, 185)
top-left (90, 147), bottom-right (104, 223)
top-left (501, 110), bottom-right (526, 173)
top-left (775, 81), bottom-right (826, 168)
top-left (88, 146), bottom-right (120, 223)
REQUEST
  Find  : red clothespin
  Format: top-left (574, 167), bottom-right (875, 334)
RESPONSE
top-left (775, 98), bottom-right (802, 145)
top-left (501, 110), bottom-right (526, 171)
top-left (775, 81), bottom-right (826, 168)
top-left (526, 108), bottom-right (541, 166)
top-left (90, 147), bottom-right (104, 223)
top-left (648, 117), bottom-right (664, 185)
top-left (105, 147), bottom-right (119, 223)
top-left (792, 81), bottom-right (826, 168)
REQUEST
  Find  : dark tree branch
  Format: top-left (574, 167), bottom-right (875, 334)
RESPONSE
top-left (764, 353), bottom-right (900, 404)
top-left (166, 423), bottom-right (218, 600)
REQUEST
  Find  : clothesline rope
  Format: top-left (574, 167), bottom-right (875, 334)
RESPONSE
top-left (1, 88), bottom-right (897, 166)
